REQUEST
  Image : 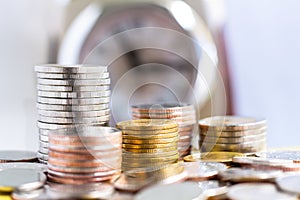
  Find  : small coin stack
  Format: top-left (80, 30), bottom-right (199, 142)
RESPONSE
top-left (47, 126), bottom-right (122, 184)
top-left (34, 64), bottom-right (110, 163)
top-left (131, 103), bottom-right (196, 158)
top-left (199, 116), bottom-right (267, 153)
top-left (116, 119), bottom-right (179, 171)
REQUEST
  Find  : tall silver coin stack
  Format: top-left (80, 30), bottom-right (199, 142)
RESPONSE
top-left (131, 103), bottom-right (196, 158)
top-left (199, 116), bottom-right (267, 153)
top-left (34, 64), bottom-right (111, 163)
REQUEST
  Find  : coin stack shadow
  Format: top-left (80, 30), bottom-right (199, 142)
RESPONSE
top-left (116, 119), bottom-right (179, 171)
top-left (47, 127), bottom-right (122, 184)
top-left (131, 103), bottom-right (196, 158)
top-left (199, 116), bottom-right (267, 153)
top-left (34, 64), bottom-right (111, 163)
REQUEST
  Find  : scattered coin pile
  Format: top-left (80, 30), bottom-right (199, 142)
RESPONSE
top-left (199, 116), bottom-right (267, 153)
top-left (131, 103), bottom-right (196, 158)
top-left (116, 119), bottom-right (179, 171)
top-left (47, 126), bottom-right (122, 184)
top-left (34, 64), bottom-right (111, 163)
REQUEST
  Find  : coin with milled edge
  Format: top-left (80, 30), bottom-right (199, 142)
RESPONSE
top-left (39, 115), bottom-right (109, 124)
top-left (123, 137), bottom-right (179, 144)
top-left (0, 151), bottom-right (37, 163)
top-left (117, 119), bottom-right (178, 130)
top-left (181, 162), bottom-right (227, 180)
top-left (37, 90), bottom-right (110, 98)
top-left (199, 116), bottom-right (267, 131)
top-left (37, 96), bottom-right (110, 105)
top-left (36, 71), bottom-right (109, 79)
top-left (122, 132), bottom-right (178, 139)
top-left (37, 84), bottom-right (110, 92)
top-left (201, 133), bottom-right (266, 144)
top-left (227, 183), bottom-right (297, 200)
top-left (34, 64), bottom-right (107, 73)
top-left (38, 109), bottom-right (110, 118)
top-left (200, 127), bottom-right (267, 137)
top-left (37, 121), bottom-right (107, 129)
top-left (37, 78), bottom-right (110, 86)
top-left (0, 169), bottom-right (46, 192)
top-left (184, 152), bottom-right (245, 163)
top-left (131, 103), bottom-right (194, 113)
top-left (36, 103), bottom-right (109, 111)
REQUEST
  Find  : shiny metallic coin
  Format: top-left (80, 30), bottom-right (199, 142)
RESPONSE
top-left (181, 162), bottom-right (227, 181)
top-left (122, 142), bottom-right (177, 149)
top-left (123, 146), bottom-right (178, 153)
top-left (48, 138), bottom-right (122, 147)
top-left (37, 96), bottom-right (110, 105)
top-left (123, 137), bottom-right (179, 145)
top-left (48, 157), bottom-right (121, 168)
top-left (122, 154), bottom-right (179, 163)
top-left (39, 141), bottom-right (48, 149)
top-left (134, 181), bottom-right (205, 200)
top-left (36, 102), bottom-right (109, 111)
top-left (0, 151), bottom-right (37, 163)
top-left (37, 151), bottom-right (48, 161)
top-left (113, 173), bottom-right (155, 192)
top-left (131, 103), bottom-right (194, 113)
top-left (39, 115), bottom-right (109, 124)
top-left (132, 111), bottom-right (196, 119)
top-left (38, 146), bottom-right (48, 155)
top-left (37, 84), bottom-right (110, 92)
top-left (48, 163), bottom-right (117, 174)
top-left (256, 150), bottom-right (300, 163)
top-left (37, 90), bottom-right (110, 99)
top-left (122, 132), bottom-right (178, 139)
top-left (39, 134), bottom-right (48, 142)
top-left (34, 64), bottom-right (107, 74)
top-left (122, 160), bottom-right (178, 169)
top-left (132, 116), bottom-right (196, 125)
top-left (200, 140), bottom-right (266, 152)
top-left (227, 183), bottom-right (297, 200)
top-left (121, 127), bottom-right (178, 135)
top-left (37, 121), bottom-right (107, 130)
top-left (200, 127), bottom-right (267, 138)
top-left (47, 182), bottom-right (114, 199)
top-left (184, 152), bottom-right (245, 163)
top-left (48, 144), bottom-right (121, 153)
top-left (199, 116), bottom-right (267, 131)
top-left (122, 150), bottom-right (178, 158)
top-left (47, 168), bottom-right (120, 179)
top-left (36, 71), bottom-right (109, 79)
top-left (39, 109), bottom-right (110, 118)
top-left (12, 187), bottom-right (45, 200)
top-left (37, 78), bottom-right (110, 86)
top-left (232, 156), bottom-right (294, 166)
top-left (47, 174), bottom-right (114, 184)
top-left (0, 162), bottom-right (47, 173)
top-left (200, 133), bottom-right (266, 144)
top-left (117, 119), bottom-right (178, 131)
top-left (0, 169), bottom-right (46, 192)
top-left (276, 174), bottom-right (300, 195)
top-left (219, 167), bottom-right (282, 182)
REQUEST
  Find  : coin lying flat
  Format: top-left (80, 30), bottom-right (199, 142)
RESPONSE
top-left (199, 116), bottom-right (267, 131)
top-left (0, 169), bottom-right (46, 192)
top-left (227, 183), bottom-right (297, 200)
top-left (36, 71), bottom-right (109, 79)
top-left (184, 152), bottom-right (245, 163)
top-left (34, 64), bottom-right (107, 74)
top-left (256, 150), bottom-right (300, 163)
top-left (37, 84), bottom-right (110, 92)
top-left (276, 174), bottom-right (300, 195)
top-left (0, 151), bottom-right (37, 163)
top-left (181, 162), bottom-right (227, 180)
top-left (0, 162), bottom-right (47, 173)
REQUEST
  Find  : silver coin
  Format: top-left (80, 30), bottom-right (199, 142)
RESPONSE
top-left (0, 150), bottom-right (37, 163)
top-left (276, 174), bottom-right (300, 195)
top-left (37, 90), bottom-right (110, 99)
top-left (200, 127), bottom-right (267, 137)
top-left (227, 183), bottom-right (297, 200)
top-left (200, 133), bottom-right (266, 144)
top-left (38, 146), bottom-right (49, 155)
top-left (39, 115), bottom-right (109, 124)
top-left (37, 78), bottom-right (110, 86)
top-left (0, 162), bottom-right (47, 173)
top-left (181, 162), bottom-right (227, 180)
top-left (199, 116), bottom-right (267, 131)
top-left (37, 151), bottom-right (48, 161)
top-left (219, 168), bottom-right (282, 182)
top-left (36, 71), bottom-right (109, 79)
top-left (256, 150), bottom-right (300, 163)
top-left (38, 109), bottom-right (110, 118)
top-left (131, 103), bottom-right (195, 112)
top-left (0, 168), bottom-right (46, 192)
top-left (135, 181), bottom-right (205, 200)
top-left (37, 96), bottom-right (110, 105)
top-left (37, 121), bottom-right (108, 130)
top-left (37, 84), bottom-right (110, 92)
top-left (36, 103), bottom-right (109, 111)
top-left (39, 134), bottom-right (48, 142)
top-left (12, 187), bottom-right (45, 200)
top-left (34, 64), bottom-right (107, 74)
top-left (39, 141), bottom-right (48, 149)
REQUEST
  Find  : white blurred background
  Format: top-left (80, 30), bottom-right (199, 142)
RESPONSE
top-left (0, 0), bottom-right (299, 150)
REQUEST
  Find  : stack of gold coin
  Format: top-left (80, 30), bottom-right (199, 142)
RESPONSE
top-left (116, 119), bottom-right (179, 171)
top-left (34, 64), bottom-right (111, 163)
top-left (131, 103), bottom-right (196, 158)
top-left (199, 116), bottom-right (267, 153)
top-left (47, 126), bottom-right (122, 184)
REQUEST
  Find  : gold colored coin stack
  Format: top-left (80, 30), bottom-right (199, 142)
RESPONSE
top-left (47, 126), bottom-right (122, 184)
top-left (34, 64), bottom-right (111, 163)
top-left (116, 119), bottom-right (179, 171)
top-left (131, 103), bottom-right (196, 158)
top-left (199, 116), bottom-right (267, 153)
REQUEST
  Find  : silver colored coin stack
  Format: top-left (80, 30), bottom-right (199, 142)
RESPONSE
top-left (199, 116), bottom-right (267, 153)
top-left (131, 103), bottom-right (196, 158)
top-left (34, 64), bottom-right (111, 163)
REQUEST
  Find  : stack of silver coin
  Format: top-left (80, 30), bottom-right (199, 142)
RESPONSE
top-left (199, 116), bottom-right (267, 153)
top-left (47, 126), bottom-right (122, 184)
top-left (34, 64), bottom-right (110, 163)
top-left (131, 103), bottom-right (196, 158)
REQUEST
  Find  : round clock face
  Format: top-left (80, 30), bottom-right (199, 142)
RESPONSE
top-left (60, 1), bottom-right (218, 124)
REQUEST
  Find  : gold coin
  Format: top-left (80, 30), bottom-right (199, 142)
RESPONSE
top-left (122, 132), bottom-right (178, 139)
top-left (200, 134), bottom-right (266, 144)
top-left (183, 152), bottom-right (245, 162)
top-left (124, 147), bottom-right (178, 153)
top-left (200, 127), bottom-right (267, 137)
top-left (131, 103), bottom-right (194, 113)
top-left (121, 127), bottom-right (178, 135)
top-left (123, 137), bottom-right (179, 144)
top-left (122, 160), bottom-right (178, 167)
top-left (200, 142), bottom-right (266, 153)
top-left (116, 119), bottom-right (178, 130)
top-left (122, 151), bottom-right (179, 158)
top-left (123, 154), bottom-right (179, 163)
top-left (122, 143), bottom-right (177, 149)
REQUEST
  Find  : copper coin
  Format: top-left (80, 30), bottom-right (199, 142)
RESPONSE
top-left (47, 168), bottom-right (120, 179)
top-left (48, 163), bottom-right (117, 173)
top-left (48, 137), bottom-right (121, 147)
top-left (47, 174), bottom-right (114, 184)
top-left (48, 149), bottom-right (121, 160)
top-left (48, 144), bottom-right (122, 153)
top-left (48, 157), bottom-right (121, 168)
